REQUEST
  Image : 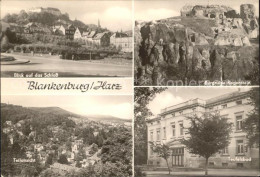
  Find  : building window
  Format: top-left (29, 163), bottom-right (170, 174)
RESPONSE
top-left (150, 146), bottom-right (153, 155)
top-left (236, 100), bottom-right (242, 105)
top-left (221, 114), bottom-right (229, 119)
top-left (222, 163), bottom-right (228, 167)
top-left (222, 147), bottom-right (229, 154)
top-left (156, 130), bottom-right (160, 141)
top-left (237, 163), bottom-right (243, 168)
top-left (172, 147), bottom-right (184, 155)
top-left (163, 127), bottom-right (166, 139)
top-left (150, 132), bottom-right (153, 142)
top-left (172, 124), bottom-right (176, 137)
top-left (179, 123), bottom-right (184, 136)
top-left (236, 115), bottom-right (243, 130)
top-left (179, 111), bottom-right (183, 115)
top-left (237, 140), bottom-right (244, 154)
top-left (221, 104), bottom-right (227, 109)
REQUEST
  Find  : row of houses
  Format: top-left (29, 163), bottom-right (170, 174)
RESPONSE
top-left (60, 24), bottom-right (132, 52)
top-left (3, 21), bottom-right (132, 52)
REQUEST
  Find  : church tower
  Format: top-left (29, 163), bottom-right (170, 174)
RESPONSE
top-left (98, 19), bottom-right (101, 28)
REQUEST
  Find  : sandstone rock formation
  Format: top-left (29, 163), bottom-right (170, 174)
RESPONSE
top-left (135, 4), bottom-right (259, 86)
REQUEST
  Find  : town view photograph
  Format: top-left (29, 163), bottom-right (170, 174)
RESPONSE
top-left (0, 1), bottom-right (132, 77)
top-left (134, 0), bottom-right (259, 86)
top-left (1, 95), bottom-right (132, 176)
top-left (134, 87), bottom-right (259, 177)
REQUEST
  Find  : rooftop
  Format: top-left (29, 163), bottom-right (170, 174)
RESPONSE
top-left (149, 90), bottom-right (249, 121)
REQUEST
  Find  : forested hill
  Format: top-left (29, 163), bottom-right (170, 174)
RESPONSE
top-left (28, 106), bottom-right (83, 118)
top-left (86, 115), bottom-right (131, 124)
top-left (2, 7), bottom-right (100, 30)
top-left (1, 103), bottom-right (76, 128)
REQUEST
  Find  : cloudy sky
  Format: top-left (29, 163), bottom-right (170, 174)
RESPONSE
top-left (148, 87), bottom-right (252, 116)
top-left (1, 95), bottom-right (133, 119)
top-left (135, 0), bottom-right (259, 21)
top-left (1, 1), bottom-right (132, 32)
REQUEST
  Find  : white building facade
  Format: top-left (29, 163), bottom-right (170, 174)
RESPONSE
top-left (110, 33), bottom-right (132, 52)
top-left (147, 91), bottom-right (259, 169)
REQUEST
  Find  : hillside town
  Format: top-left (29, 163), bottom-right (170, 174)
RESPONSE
top-left (1, 7), bottom-right (132, 53)
top-left (1, 103), bottom-right (132, 176)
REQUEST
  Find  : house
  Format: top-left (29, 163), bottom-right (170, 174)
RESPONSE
top-left (5, 121), bottom-right (12, 126)
top-left (92, 32), bottom-right (110, 46)
top-left (93, 131), bottom-right (99, 137)
top-left (67, 152), bottom-right (75, 162)
top-left (34, 144), bottom-right (44, 152)
top-left (65, 24), bottom-right (76, 40)
top-left (81, 159), bottom-right (96, 168)
top-left (110, 32), bottom-right (132, 52)
top-left (82, 31), bottom-right (96, 42)
top-left (53, 24), bottom-right (66, 35)
top-left (50, 163), bottom-right (79, 174)
top-left (8, 135), bottom-right (14, 145)
top-left (41, 26), bottom-right (52, 34)
top-left (74, 27), bottom-right (84, 39)
top-left (147, 90), bottom-right (259, 169)
top-left (26, 151), bottom-right (34, 158)
top-left (24, 22), bottom-right (39, 33)
top-left (38, 151), bottom-right (47, 162)
top-left (72, 144), bottom-right (79, 153)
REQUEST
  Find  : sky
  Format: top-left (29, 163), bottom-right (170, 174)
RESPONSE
top-left (148, 87), bottom-right (252, 116)
top-left (1, 95), bottom-right (133, 119)
top-left (1, 1), bottom-right (132, 32)
top-left (135, 0), bottom-right (259, 21)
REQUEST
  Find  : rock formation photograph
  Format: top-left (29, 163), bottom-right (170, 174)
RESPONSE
top-left (134, 0), bottom-right (259, 86)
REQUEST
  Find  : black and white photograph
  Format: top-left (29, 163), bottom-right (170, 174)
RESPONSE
top-left (1, 95), bottom-right (132, 177)
top-left (0, 1), bottom-right (132, 77)
top-left (134, 0), bottom-right (259, 86)
top-left (134, 87), bottom-right (259, 176)
top-left (1, 0), bottom-right (260, 177)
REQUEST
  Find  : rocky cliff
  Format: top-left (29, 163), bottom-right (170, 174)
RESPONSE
top-left (135, 6), bottom-right (259, 86)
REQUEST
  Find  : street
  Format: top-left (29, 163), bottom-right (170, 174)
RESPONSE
top-left (1, 53), bottom-right (132, 77)
top-left (144, 169), bottom-right (260, 177)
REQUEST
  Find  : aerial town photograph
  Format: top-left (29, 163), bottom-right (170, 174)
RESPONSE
top-left (1, 95), bottom-right (132, 177)
top-left (0, 1), bottom-right (132, 77)
top-left (134, 87), bottom-right (259, 177)
top-left (134, 0), bottom-right (259, 86)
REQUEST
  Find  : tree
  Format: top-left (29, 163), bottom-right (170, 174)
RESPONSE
top-left (45, 154), bottom-right (54, 167)
top-left (243, 88), bottom-right (259, 147)
top-left (21, 120), bottom-right (31, 136)
top-left (1, 35), bottom-right (10, 52)
top-left (58, 154), bottom-right (68, 164)
top-left (134, 88), bottom-right (166, 165)
top-left (149, 142), bottom-right (171, 174)
top-left (181, 113), bottom-right (233, 175)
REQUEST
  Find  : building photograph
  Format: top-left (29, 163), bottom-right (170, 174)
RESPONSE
top-left (134, 87), bottom-right (259, 176)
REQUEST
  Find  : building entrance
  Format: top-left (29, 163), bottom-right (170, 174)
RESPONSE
top-left (171, 147), bottom-right (184, 166)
